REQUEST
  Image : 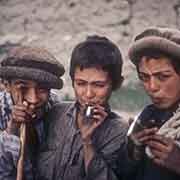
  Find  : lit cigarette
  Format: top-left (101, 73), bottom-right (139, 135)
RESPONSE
top-left (127, 117), bottom-right (139, 136)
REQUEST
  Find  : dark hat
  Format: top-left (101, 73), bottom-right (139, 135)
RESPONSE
top-left (0, 46), bottom-right (65, 89)
top-left (128, 27), bottom-right (180, 65)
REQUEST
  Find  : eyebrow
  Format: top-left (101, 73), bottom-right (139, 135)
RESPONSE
top-left (75, 78), bottom-right (107, 83)
top-left (14, 80), bottom-right (28, 84)
top-left (139, 70), bottom-right (173, 75)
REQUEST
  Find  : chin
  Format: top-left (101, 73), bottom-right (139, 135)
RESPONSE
top-left (153, 102), bottom-right (175, 110)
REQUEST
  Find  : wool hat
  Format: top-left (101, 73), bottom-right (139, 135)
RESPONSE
top-left (128, 27), bottom-right (180, 65)
top-left (0, 46), bottom-right (65, 89)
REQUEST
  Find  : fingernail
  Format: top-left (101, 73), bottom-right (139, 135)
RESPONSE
top-left (23, 101), bottom-right (28, 106)
top-left (32, 114), bottom-right (36, 118)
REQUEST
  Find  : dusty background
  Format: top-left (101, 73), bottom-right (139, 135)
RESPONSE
top-left (0, 0), bottom-right (180, 118)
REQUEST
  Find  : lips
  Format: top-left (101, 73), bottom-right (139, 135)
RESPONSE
top-left (151, 97), bottom-right (162, 104)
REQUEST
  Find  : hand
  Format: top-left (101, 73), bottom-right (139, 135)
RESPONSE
top-left (77, 104), bottom-right (108, 171)
top-left (77, 104), bottom-right (108, 144)
top-left (147, 135), bottom-right (180, 174)
top-left (128, 127), bottom-right (158, 161)
top-left (6, 86), bottom-right (34, 135)
top-left (130, 127), bottom-right (158, 145)
top-left (12, 101), bottom-right (36, 123)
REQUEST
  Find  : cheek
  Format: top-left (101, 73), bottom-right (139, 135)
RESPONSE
top-left (166, 84), bottom-right (180, 98)
top-left (159, 78), bottom-right (180, 100)
top-left (96, 87), bottom-right (112, 101)
top-left (39, 92), bottom-right (49, 104)
top-left (73, 85), bottom-right (84, 96)
top-left (141, 82), bottom-right (147, 90)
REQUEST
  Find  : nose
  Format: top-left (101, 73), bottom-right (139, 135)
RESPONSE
top-left (85, 85), bottom-right (94, 99)
top-left (24, 88), bottom-right (39, 106)
top-left (148, 77), bottom-right (159, 92)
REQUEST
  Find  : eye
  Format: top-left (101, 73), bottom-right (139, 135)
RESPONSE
top-left (138, 73), bottom-right (150, 82)
top-left (38, 88), bottom-right (48, 93)
top-left (156, 74), bottom-right (171, 81)
top-left (75, 80), bottom-right (86, 86)
top-left (94, 82), bottom-right (106, 88)
top-left (37, 85), bottom-right (49, 93)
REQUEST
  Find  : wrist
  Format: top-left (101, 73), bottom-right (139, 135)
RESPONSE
top-left (6, 120), bottom-right (19, 136)
top-left (82, 138), bottom-right (93, 146)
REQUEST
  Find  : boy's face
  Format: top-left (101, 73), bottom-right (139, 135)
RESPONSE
top-left (138, 56), bottom-right (180, 109)
top-left (73, 66), bottom-right (112, 108)
top-left (7, 79), bottom-right (50, 119)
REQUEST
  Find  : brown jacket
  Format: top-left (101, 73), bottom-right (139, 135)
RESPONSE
top-left (36, 102), bottom-right (132, 180)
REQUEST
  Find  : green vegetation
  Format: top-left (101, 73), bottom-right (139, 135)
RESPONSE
top-left (110, 83), bottom-right (150, 113)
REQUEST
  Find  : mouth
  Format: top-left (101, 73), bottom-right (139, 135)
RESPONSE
top-left (151, 96), bottom-right (163, 104)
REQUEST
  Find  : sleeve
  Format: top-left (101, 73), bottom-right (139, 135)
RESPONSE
top-left (0, 131), bottom-right (20, 180)
top-left (85, 118), bottom-right (138, 180)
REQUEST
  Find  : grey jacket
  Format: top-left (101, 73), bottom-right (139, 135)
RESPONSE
top-left (36, 102), bottom-right (132, 180)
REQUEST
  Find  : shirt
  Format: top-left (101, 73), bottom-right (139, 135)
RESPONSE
top-left (0, 90), bottom-right (58, 180)
top-left (36, 102), bottom-right (133, 180)
top-left (127, 104), bottom-right (180, 180)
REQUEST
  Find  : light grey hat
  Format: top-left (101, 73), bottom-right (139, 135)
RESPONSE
top-left (128, 27), bottom-right (180, 65)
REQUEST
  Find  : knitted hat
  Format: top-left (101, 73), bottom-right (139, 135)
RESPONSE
top-left (0, 46), bottom-right (65, 89)
top-left (128, 27), bottom-right (180, 65)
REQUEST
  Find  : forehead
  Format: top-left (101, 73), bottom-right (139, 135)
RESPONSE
top-left (74, 66), bottom-right (109, 81)
top-left (138, 56), bottom-right (176, 73)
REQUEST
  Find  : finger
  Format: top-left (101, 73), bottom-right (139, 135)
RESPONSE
top-left (12, 113), bottom-right (27, 122)
top-left (92, 114), bottom-right (106, 125)
top-left (15, 85), bottom-right (23, 105)
top-left (12, 108), bottom-right (31, 122)
top-left (93, 104), bottom-right (105, 110)
top-left (93, 109), bottom-right (107, 119)
top-left (134, 127), bottom-right (158, 139)
top-left (138, 135), bottom-right (154, 143)
top-left (87, 119), bottom-right (103, 132)
top-left (151, 135), bottom-right (170, 146)
top-left (153, 157), bottom-right (165, 166)
top-left (13, 105), bottom-right (27, 112)
top-left (147, 140), bottom-right (168, 152)
top-left (22, 101), bottom-right (36, 120)
top-left (12, 111), bottom-right (27, 122)
top-left (150, 148), bottom-right (167, 160)
top-left (93, 106), bottom-right (107, 114)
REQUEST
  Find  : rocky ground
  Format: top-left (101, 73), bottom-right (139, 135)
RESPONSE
top-left (0, 0), bottom-right (179, 118)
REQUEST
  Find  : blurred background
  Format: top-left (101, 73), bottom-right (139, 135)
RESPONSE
top-left (0, 0), bottom-right (179, 118)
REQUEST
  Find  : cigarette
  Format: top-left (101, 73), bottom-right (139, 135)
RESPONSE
top-left (127, 117), bottom-right (139, 136)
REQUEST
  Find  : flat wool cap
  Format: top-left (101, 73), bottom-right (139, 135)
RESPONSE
top-left (0, 46), bottom-right (65, 89)
top-left (128, 27), bottom-right (180, 65)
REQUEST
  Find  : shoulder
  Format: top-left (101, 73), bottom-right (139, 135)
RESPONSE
top-left (94, 111), bottom-right (128, 154)
top-left (95, 111), bottom-right (128, 144)
top-left (106, 111), bottom-right (128, 132)
top-left (138, 104), bottom-right (155, 121)
top-left (47, 101), bottom-right (73, 120)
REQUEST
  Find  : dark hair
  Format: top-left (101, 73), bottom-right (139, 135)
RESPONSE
top-left (69, 35), bottom-right (123, 90)
top-left (136, 49), bottom-right (180, 74)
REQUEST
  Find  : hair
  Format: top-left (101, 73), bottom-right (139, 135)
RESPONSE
top-left (136, 49), bottom-right (180, 74)
top-left (69, 35), bottom-right (123, 90)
